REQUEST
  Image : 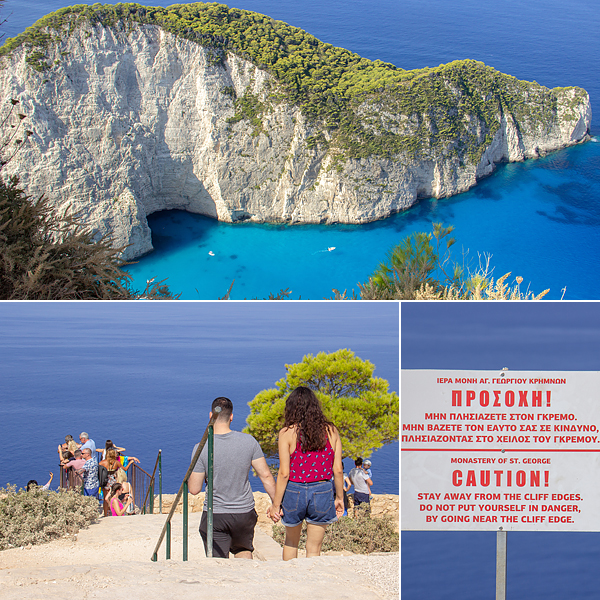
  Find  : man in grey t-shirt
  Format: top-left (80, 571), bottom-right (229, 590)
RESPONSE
top-left (188, 397), bottom-right (276, 559)
top-left (348, 457), bottom-right (373, 517)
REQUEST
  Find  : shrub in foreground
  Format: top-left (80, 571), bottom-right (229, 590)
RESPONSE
top-left (0, 176), bottom-right (176, 299)
top-left (272, 514), bottom-right (399, 554)
top-left (0, 484), bottom-right (99, 550)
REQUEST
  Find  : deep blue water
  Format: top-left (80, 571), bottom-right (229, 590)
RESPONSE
top-left (2, 0), bottom-right (599, 299)
top-left (0, 302), bottom-right (399, 495)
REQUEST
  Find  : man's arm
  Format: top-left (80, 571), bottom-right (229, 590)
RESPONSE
top-left (188, 471), bottom-right (205, 495)
top-left (252, 457), bottom-right (276, 501)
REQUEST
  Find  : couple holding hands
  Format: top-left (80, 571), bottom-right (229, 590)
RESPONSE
top-left (189, 386), bottom-right (344, 560)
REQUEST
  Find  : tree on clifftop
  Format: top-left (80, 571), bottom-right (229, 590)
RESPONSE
top-left (244, 349), bottom-right (399, 459)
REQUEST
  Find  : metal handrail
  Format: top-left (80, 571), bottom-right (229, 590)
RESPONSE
top-left (128, 460), bottom-right (157, 515)
top-left (151, 407), bottom-right (219, 562)
top-left (141, 449), bottom-right (162, 514)
top-left (59, 464), bottom-right (84, 493)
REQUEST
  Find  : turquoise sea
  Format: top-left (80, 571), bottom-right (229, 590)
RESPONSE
top-left (2, 0), bottom-right (599, 299)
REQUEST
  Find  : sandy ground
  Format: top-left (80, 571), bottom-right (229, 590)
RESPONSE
top-left (0, 513), bottom-right (399, 599)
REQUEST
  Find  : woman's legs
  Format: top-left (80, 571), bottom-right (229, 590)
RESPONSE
top-left (283, 523), bottom-right (303, 561)
top-left (305, 523), bottom-right (327, 557)
top-left (102, 487), bottom-right (109, 516)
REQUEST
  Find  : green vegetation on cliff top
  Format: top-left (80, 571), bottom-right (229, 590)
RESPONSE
top-left (0, 3), bottom-right (588, 162)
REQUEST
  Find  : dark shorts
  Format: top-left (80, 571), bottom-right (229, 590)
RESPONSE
top-left (199, 509), bottom-right (258, 558)
top-left (354, 491), bottom-right (370, 506)
top-left (281, 480), bottom-right (337, 527)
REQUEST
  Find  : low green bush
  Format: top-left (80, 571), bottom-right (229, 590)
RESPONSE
top-left (271, 514), bottom-right (399, 554)
top-left (0, 484), bottom-right (99, 550)
top-left (0, 176), bottom-right (176, 299)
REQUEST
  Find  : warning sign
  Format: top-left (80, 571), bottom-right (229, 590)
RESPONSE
top-left (401, 370), bottom-right (600, 531)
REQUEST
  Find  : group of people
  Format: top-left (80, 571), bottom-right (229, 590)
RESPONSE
top-left (56, 433), bottom-right (141, 516)
top-left (189, 386), bottom-right (374, 561)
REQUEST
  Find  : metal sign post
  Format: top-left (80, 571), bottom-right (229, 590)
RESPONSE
top-left (496, 529), bottom-right (507, 600)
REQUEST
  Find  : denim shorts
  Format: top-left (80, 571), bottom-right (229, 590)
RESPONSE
top-left (281, 480), bottom-right (337, 527)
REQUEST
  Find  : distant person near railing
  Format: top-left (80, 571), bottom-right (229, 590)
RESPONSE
top-left (188, 397), bottom-right (277, 559)
top-left (62, 449), bottom-right (85, 472)
top-left (78, 432), bottom-right (96, 454)
top-left (57, 435), bottom-right (79, 462)
top-left (348, 457), bottom-right (373, 517)
top-left (77, 448), bottom-right (100, 498)
top-left (267, 386), bottom-right (345, 560)
top-left (96, 439), bottom-right (126, 462)
top-left (59, 449), bottom-right (85, 491)
top-left (99, 448), bottom-right (138, 516)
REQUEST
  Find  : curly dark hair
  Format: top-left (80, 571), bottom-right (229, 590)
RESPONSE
top-left (283, 386), bottom-right (334, 452)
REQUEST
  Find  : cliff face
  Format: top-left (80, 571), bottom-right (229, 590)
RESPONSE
top-left (0, 20), bottom-right (591, 259)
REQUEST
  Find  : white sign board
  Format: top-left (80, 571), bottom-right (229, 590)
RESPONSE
top-left (401, 370), bottom-right (600, 531)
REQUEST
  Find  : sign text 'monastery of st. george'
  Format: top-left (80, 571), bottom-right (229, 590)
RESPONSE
top-left (401, 370), bottom-right (600, 532)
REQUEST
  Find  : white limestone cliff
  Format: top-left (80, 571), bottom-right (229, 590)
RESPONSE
top-left (0, 23), bottom-right (591, 259)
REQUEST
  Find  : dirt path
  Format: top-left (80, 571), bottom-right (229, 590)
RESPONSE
top-left (0, 513), bottom-right (399, 599)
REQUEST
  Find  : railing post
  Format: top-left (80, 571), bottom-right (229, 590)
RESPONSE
top-left (207, 422), bottom-right (214, 558)
top-left (166, 521), bottom-right (171, 560)
top-left (159, 450), bottom-right (162, 515)
top-left (496, 529), bottom-right (507, 600)
top-left (183, 481), bottom-right (189, 561)
top-left (149, 484), bottom-right (154, 514)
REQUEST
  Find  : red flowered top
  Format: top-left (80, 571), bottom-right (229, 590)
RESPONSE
top-left (289, 436), bottom-right (334, 482)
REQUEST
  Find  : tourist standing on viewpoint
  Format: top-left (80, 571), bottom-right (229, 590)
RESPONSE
top-left (348, 457), bottom-right (373, 516)
top-left (267, 386), bottom-right (344, 560)
top-left (77, 447), bottom-right (100, 498)
top-left (188, 397), bottom-right (277, 559)
top-left (78, 432), bottom-right (96, 454)
top-left (62, 449), bottom-right (85, 471)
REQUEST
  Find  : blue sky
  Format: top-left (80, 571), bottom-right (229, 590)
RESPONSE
top-left (401, 302), bottom-right (600, 371)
